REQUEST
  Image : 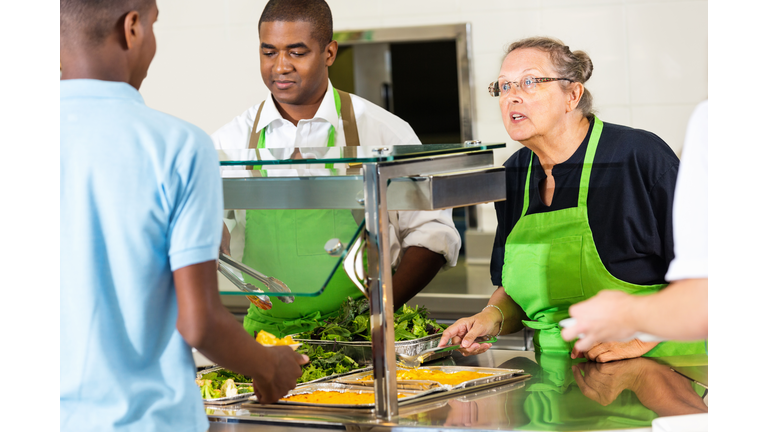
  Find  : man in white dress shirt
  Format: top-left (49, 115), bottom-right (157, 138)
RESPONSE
top-left (213, 0), bottom-right (460, 338)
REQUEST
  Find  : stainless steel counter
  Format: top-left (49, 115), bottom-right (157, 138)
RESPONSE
top-left (205, 348), bottom-right (708, 431)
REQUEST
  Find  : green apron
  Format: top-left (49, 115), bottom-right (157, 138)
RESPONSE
top-left (241, 87), bottom-right (364, 338)
top-left (516, 353), bottom-right (658, 430)
top-left (501, 117), bottom-right (706, 355)
top-left (502, 353), bottom-right (705, 430)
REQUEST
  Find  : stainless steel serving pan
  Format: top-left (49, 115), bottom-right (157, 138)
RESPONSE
top-left (335, 366), bottom-right (526, 391)
top-left (294, 333), bottom-right (449, 365)
top-left (251, 382), bottom-right (436, 409)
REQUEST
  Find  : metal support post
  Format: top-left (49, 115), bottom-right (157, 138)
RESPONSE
top-left (362, 163), bottom-right (399, 420)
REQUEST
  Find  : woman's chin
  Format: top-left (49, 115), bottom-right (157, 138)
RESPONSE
top-left (505, 130), bottom-right (532, 144)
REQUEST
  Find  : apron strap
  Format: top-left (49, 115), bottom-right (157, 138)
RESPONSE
top-left (246, 101), bottom-right (266, 171)
top-left (577, 117), bottom-right (603, 208)
top-left (336, 89), bottom-right (360, 146)
top-left (245, 87), bottom-right (360, 171)
top-left (521, 151), bottom-right (534, 217)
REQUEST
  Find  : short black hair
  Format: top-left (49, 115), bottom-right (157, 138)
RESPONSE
top-left (258, 0), bottom-right (333, 45)
top-left (60, 0), bottom-right (155, 47)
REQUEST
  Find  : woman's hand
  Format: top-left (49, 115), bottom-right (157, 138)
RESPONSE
top-left (438, 308), bottom-right (500, 356)
top-left (571, 360), bottom-right (643, 406)
top-left (571, 339), bottom-right (659, 363)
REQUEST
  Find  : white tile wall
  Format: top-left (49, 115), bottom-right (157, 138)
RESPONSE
top-left (143, 0), bottom-right (707, 229)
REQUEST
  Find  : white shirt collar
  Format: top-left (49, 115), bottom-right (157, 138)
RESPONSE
top-left (255, 79), bottom-right (339, 132)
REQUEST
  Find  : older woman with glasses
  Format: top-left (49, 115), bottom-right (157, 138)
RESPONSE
top-left (438, 37), bottom-right (706, 362)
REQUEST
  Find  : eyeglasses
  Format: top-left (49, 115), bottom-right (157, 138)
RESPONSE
top-left (488, 76), bottom-right (574, 97)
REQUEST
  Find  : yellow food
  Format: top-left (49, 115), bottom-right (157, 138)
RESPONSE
top-left (281, 390), bottom-right (406, 405)
top-left (256, 330), bottom-right (295, 346)
top-left (360, 369), bottom-right (492, 386)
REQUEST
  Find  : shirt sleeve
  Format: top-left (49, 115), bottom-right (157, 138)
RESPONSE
top-left (167, 130), bottom-right (224, 271)
top-left (666, 101), bottom-right (708, 281)
top-left (378, 114), bottom-right (461, 268)
top-left (210, 108), bottom-right (255, 150)
top-left (397, 209), bottom-right (461, 268)
top-left (649, 163), bottom-right (678, 276)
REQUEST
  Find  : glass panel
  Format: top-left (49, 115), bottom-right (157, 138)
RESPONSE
top-left (218, 143), bottom-right (505, 166)
top-left (216, 144), bottom-right (506, 318)
top-left (218, 214), bottom-right (364, 299)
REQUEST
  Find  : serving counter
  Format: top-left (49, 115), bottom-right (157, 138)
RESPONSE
top-left (214, 144), bottom-right (708, 431)
top-left (204, 348), bottom-right (708, 431)
top-left (218, 143), bottom-right (506, 419)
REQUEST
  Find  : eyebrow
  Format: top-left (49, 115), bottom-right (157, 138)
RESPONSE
top-left (260, 42), bottom-right (310, 50)
top-left (498, 68), bottom-right (541, 80)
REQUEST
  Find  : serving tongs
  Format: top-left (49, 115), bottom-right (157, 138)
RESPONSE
top-left (396, 335), bottom-right (498, 369)
top-left (218, 253), bottom-right (294, 305)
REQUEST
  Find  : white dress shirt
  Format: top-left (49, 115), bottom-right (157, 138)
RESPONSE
top-left (212, 80), bottom-right (461, 270)
top-left (665, 100), bottom-right (708, 281)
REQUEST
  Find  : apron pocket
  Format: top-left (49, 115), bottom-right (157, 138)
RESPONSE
top-left (295, 210), bottom-right (337, 256)
top-left (547, 236), bottom-right (585, 300)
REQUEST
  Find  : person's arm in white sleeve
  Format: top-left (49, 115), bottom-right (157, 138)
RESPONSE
top-left (562, 101), bottom-right (708, 347)
top-left (392, 208), bottom-right (461, 309)
top-left (377, 123), bottom-right (461, 309)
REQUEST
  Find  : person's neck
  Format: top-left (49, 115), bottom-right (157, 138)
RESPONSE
top-left (60, 45), bottom-right (134, 88)
top-left (273, 83), bottom-right (328, 126)
top-left (523, 114), bottom-right (591, 171)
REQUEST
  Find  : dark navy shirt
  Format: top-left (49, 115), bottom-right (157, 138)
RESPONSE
top-left (490, 118), bottom-right (679, 287)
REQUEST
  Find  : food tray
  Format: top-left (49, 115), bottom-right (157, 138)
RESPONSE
top-left (196, 366), bottom-right (254, 405)
top-left (294, 333), bottom-right (449, 365)
top-left (335, 366), bottom-right (526, 391)
top-left (251, 382), bottom-right (438, 408)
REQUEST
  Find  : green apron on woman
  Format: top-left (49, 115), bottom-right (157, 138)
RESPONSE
top-left (241, 88), bottom-right (364, 338)
top-left (501, 117), bottom-right (705, 355)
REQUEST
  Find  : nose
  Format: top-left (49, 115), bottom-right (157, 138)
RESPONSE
top-left (275, 52), bottom-right (293, 75)
top-left (502, 89), bottom-right (522, 104)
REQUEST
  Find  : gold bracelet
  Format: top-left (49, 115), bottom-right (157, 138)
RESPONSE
top-left (482, 304), bottom-right (504, 337)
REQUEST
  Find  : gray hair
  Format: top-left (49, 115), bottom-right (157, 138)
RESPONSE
top-left (505, 37), bottom-right (595, 118)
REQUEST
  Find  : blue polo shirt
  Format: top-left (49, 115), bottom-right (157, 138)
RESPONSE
top-left (60, 79), bottom-right (222, 432)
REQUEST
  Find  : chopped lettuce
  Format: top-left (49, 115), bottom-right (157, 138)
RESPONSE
top-left (295, 297), bottom-right (445, 343)
top-left (296, 344), bottom-right (360, 384)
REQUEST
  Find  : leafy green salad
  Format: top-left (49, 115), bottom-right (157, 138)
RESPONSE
top-left (197, 298), bottom-right (447, 388)
top-left (295, 297), bottom-right (446, 342)
top-left (293, 297), bottom-right (446, 383)
top-left (196, 370), bottom-right (253, 400)
top-left (296, 344), bottom-right (360, 383)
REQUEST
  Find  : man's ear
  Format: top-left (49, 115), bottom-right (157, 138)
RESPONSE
top-left (123, 10), bottom-right (143, 51)
top-left (325, 40), bottom-right (338, 67)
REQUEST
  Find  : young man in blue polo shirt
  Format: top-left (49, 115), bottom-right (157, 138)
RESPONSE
top-left (60, 1), bottom-right (308, 430)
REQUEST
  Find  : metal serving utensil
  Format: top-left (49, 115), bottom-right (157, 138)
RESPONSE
top-left (218, 253), bottom-right (294, 304)
top-left (217, 261), bottom-right (273, 310)
top-left (396, 335), bottom-right (498, 369)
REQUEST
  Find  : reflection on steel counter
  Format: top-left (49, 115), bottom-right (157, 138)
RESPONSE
top-left (402, 353), bottom-right (708, 430)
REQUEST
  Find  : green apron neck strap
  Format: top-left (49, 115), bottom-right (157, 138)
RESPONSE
top-left (519, 117), bottom-right (603, 217)
top-left (521, 151), bottom-right (534, 217)
top-left (577, 116), bottom-right (603, 208)
top-left (333, 87), bottom-right (341, 118)
top-left (248, 87), bottom-right (349, 169)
